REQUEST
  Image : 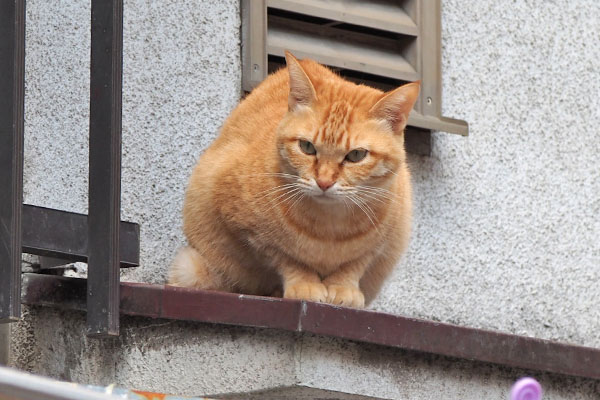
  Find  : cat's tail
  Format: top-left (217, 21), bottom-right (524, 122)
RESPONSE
top-left (168, 246), bottom-right (213, 288)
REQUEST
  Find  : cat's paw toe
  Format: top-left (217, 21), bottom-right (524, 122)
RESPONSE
top-left (284, 281), bottom-right (328, 303)
top-left (325, 284), bottom-right (365, 308)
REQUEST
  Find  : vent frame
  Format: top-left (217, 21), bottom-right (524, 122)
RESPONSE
top-left (241, 0), bottom-right (468, 155)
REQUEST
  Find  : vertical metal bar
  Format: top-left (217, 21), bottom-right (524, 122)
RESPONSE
top-left (87, 0), bottom-right (123, 337)
top-left (0, 0), bottom-right (25, 323)
top-left (419, 0), bottom-right (442, 117)
top-left (241, 0), bottom-right (267, 92)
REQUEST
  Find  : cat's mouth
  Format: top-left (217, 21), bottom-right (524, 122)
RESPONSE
top-left (309, 191), bottom-right (339, 204)
top-left (300, 179), bottom-right (344, 204)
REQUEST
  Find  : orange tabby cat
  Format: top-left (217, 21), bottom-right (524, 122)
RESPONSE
top-left (169, 52), bottom-right (419, 308)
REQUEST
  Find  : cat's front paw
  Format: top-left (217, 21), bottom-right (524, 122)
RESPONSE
top-left (284, 281), bottom-right (328, 303)
top-left (325, 284), bottom-right (365, 308)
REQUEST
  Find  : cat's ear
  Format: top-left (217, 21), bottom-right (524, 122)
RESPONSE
top-left (285, 51), bottom-right (317, 111)
top-left (369, 81), bottom-right (420, 134)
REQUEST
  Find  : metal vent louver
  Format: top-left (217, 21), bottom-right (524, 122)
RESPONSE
top-left (241, 0), bottom-right (467, 146)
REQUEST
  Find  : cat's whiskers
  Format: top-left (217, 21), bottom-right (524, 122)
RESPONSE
top-left (284, 192), bottom-right (306, 217)
top-left (383, 168), bottom-right (400, 178)
top-left (358, 184), bottom-right (394, 194)
top-left (255, 183), bottom-right (299, 200)
top-left (253, 190), bottom-right (306, 241)
top-left (260, 184), bottom-right (309, 214)
top-left (339, 186), bottom-right (388, 206)
top-left (341, 197), bottom-right (351, 213)
top-left (355, 195), bottom-right (378, 223)
top-left (358, 185), bottom-right (404, 202)
top-left (267, 186), bottom-right (303, 206)
top-left (355, 189), bottom-right (399, 205)
top-left (334, 185), bottom-right (394, 236)
top-left (243, 173), bottom-right (302, 201)
top-left (239, 172), bottom-right (298, 180)
top-left (354, 190), bottom-right (387, 204)
top-left (349, 198), bottom-right (379, 233)
top-left (345, 193), bottom-right (381, 235)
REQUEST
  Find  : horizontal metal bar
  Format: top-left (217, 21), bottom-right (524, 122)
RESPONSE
top-left (22, 274), bottom-right (600, 380)
top-left (408, 112), bottom-right (469, 136)
top-left (268, 21), bottom-right (418, 82)
top-left (22, 204), bottom-right (139, 268)
top-left (267, 0), bottom-right (418, 36)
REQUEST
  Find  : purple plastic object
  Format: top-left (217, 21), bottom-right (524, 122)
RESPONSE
top-left (511, 377), bottom-right (542, 400)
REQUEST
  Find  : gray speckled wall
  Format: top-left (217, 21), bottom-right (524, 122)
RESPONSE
top-left (24, 0), bottom-right (90, 213)
top-left (119, 0), bottom-right (241, 284)
top-left (371, 0), bottom-right (600, 349)
top-left (14, 0), bottom-right (600, 397)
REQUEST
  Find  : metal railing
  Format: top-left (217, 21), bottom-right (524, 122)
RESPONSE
top-left (0, 0), bottom-right (139, 337)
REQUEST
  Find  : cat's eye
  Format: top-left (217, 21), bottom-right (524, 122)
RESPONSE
top-left (345, 149), bottom-right (368, 163)
top-left (299, 140), bottom-right (316, 155)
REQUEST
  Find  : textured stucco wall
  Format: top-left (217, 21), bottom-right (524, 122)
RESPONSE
top-left (11, 0), bottom-right (600, 398)
top-left (371, 0), bottom-right (600, 349)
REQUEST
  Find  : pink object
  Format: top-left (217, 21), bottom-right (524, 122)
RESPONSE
top-left (511, 377), bottom-right (542, 400)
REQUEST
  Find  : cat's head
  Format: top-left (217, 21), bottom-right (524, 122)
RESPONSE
top-left (276, 52), bottom-right (420, 205)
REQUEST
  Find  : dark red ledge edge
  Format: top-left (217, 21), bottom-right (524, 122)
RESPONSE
top-left (21, 273), bottom-right (600, 380)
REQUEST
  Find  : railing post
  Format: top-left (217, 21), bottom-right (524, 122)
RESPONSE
top-left (0, 0), bottom-right (26, 324)
top-left (87, 0), bottom-right (123, 337)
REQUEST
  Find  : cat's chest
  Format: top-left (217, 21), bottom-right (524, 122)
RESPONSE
top-left (248, 220), bottom-right (383, 272)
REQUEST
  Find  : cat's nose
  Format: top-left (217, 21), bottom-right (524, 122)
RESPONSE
top-left (317, 179), bottom-right (335, 191)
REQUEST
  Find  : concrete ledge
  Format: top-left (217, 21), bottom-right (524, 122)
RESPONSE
top-left (21, 273), bottom-right (600, 380)
top-left (213, 385), bottom-right (385, 399)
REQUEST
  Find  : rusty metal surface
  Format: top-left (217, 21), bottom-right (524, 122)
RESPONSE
top-left (301, 302), bottom-right (598, 379)
top-left (158, 286), bottom-right (302, 331)
top-left (22, 274), bottom-right (600, 380)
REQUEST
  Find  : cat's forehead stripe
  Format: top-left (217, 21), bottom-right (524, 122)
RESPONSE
top-left (334, 129), bottom-right (346, 146)
top-left (317, 101), bottom-right (352, 146)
